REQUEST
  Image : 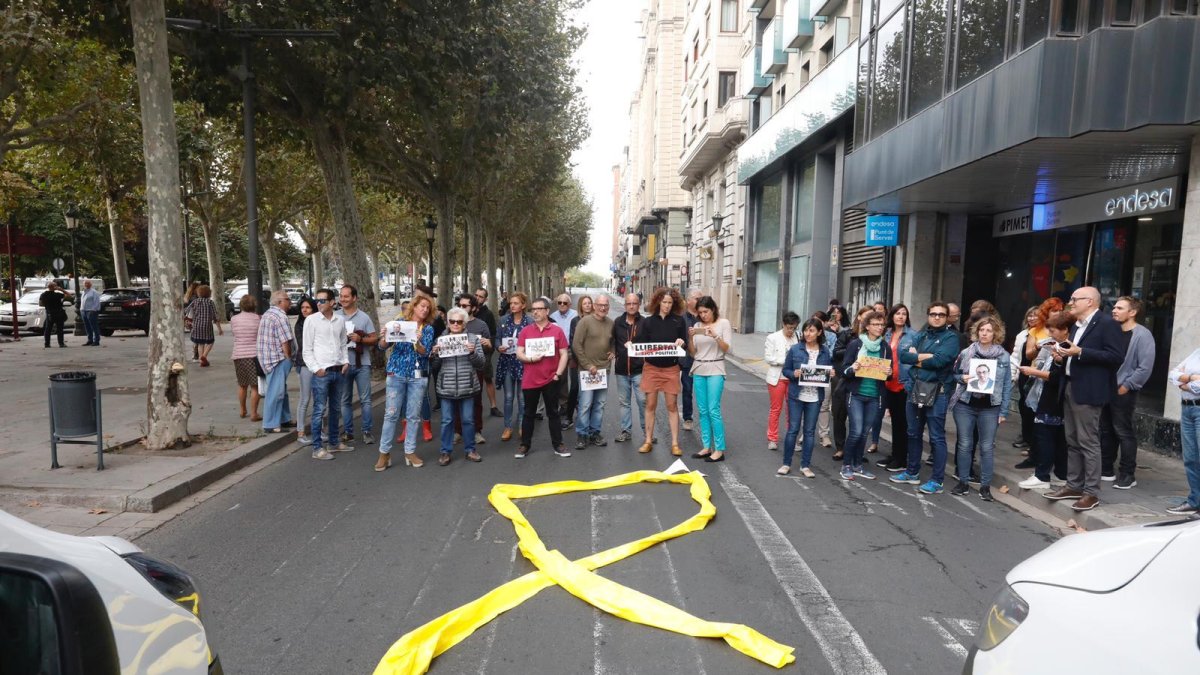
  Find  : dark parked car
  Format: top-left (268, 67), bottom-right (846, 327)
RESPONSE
top-left (97, 288), bottom-right (150, 336)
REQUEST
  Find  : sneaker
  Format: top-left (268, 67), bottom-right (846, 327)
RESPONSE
top-left (890, 471), bottom-right (921, 485)
top-left (1019, 475), bottom-right (1050, 490)
top-left (490, 407), bottom-right (502, 417)
top-left (554, 446), bottom-right (572, 458)
top-left (1012, 438), bottom-right (1029, 449)
top-left (776, 465), bottom-right (791, 476)
top-left (1165, 503), bottom-right (1199, 515)
top-left (979, 486), bottom-right (994, 502)
top-left (950, 481), bottom-right (969, 496)
top-left (874, 458), bottom-right (891, 468)
top-left (590, 434), bottom-right (608, 447)
top-left (800, 467), bottom-right (816, 478)
top-left (819, 436), bottom-right (832, 448)
top-left (852, 465), bottom-right (876, 480)
top-left (683, 419), bottom-right (694, 431)
top-left (767, 441), bottom-right (779, 451)
top-left (839, 466), bottom-right (855, 481)
top-left (1100, 472), bottom-right (1117, 482)
top-left (296, 435), bottom-right (312, 446)
top-left (615, 430), bottom-right (631, 443)
top-left (917, 480), bottom-right (944, 495)
top-left (312, 449), bottom-right (335, 461)
top-left (885, 462), bottom-right (906, 473)
top-left (333, 443), bottom-right (354, 453)
top-left (362, 433), bottom-right (374, 444)
top-left (1113, 474), bottom-right (1137, 490)
top-left (575, 439), bottom-right (588, 451)
top-left (514, 446), bottom-right (529, 459)
top-left (341, 432), bottom-right (354, 443)
top-left (475, 432), bottom-right (486, 444)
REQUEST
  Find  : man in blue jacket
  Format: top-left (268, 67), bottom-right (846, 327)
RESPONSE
top-left (891, 302), bottom-right (960, 494)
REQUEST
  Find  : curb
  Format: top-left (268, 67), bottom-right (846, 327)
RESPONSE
top-left (722, 349), bottom-right (1158, 532)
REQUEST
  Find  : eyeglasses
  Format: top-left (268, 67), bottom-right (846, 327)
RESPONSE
top-left (447, 319), bottom-right (464, 325)
top-left (458, 304), bottom-right (471, 309)
top-left (558, 301), bottom-right (570, 306)
top-left (315, 298), bottom-right (330, 304)
top-left (928, 311), bottom-right (947, 318)
top-left (1068, 296), bottom-right (1089, 303)
top-left (531, 306), bottom-right (548, 311)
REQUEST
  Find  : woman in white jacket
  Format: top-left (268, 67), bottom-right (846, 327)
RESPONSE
top-left (763, 311), bottom-right (801, 450)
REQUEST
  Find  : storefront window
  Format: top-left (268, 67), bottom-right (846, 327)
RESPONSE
top-left (954, 0), bottom-right (1008, 88)
top-left (755, 173), bottom-right (783, 253)
top-left (908, 0), bottom-right (949, 116)
top-left (993, 231), bottom-right (1057, 337)
top-left (869, 8), bottom-right (905, 140)
top-left (754, 262), bottom-right (780, 332)
top-left (855, 38), bottom-right (872, 147)
top-left (794, 159), bottom-right (815, 244)
top-left (1022, 0), bottom-right (1052, 49)
top-left (788, 256), bottom-right (810, 316)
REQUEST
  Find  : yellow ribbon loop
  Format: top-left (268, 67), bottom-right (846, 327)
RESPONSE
top-left (373, 470), bottom-right (796, 674)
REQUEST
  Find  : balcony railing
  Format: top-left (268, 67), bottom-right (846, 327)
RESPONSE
top-left (782, 0), bottom-right (816, 49)
top-left (740, 46), bottom-right (772, 97)
top-left (679, 103), bottom-right (750, 187)
top-left (762, 17), bottom-right (788, 75)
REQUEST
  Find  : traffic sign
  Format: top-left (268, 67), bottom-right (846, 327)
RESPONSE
top-left (51, 257), bottom-right (65, 272)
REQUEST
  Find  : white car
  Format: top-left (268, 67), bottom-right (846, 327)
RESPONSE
top-left (967, 516), bottom-right (1200, 673)
top-left (0, 509), bottom-right (220, 674)
top-left (0, 290), bottom-right (75, 334)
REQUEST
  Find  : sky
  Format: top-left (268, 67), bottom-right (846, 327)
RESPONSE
top-left (570, 1), bottom-right (644, 277)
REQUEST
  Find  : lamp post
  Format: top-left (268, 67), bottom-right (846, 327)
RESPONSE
top-left (682, 226), bottom-right (693, 293)
top-left (424, 215), bottom-right (437, 297)
top-left (64, 204), bottom-right (82, 335)
top-left (710, 212), bottom-right (726, 239)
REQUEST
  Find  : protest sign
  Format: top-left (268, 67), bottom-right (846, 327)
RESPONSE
top-left (855, 355), bottom-right (891, 381)
top-left (580, 369), bottom-right (608, 391)
top-left (525, 337), bottom-right (556, 359)
top-left (796, 364), bottom-right (833, 388)
top-left (437, 334), bottom-right (473, 358)
top-left (966, 358), bottom-right (998, 394)
top-left (384, 320), bottom-right (418, 343)
top-left (628, 342), bottom-right (685, 358)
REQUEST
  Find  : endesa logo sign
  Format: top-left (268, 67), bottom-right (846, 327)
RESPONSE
top-left (997, 177), bottom-right (1182, 237)
top-left (1104, 185), bottom-right (1174, 217)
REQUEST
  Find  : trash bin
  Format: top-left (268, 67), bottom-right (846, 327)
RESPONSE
top-left (49, 371), bottom-right (97, 437)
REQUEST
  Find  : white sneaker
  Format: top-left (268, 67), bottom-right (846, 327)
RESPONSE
top-left (475, 432), bottom-right (486, 444)
top-left (1019, 475), bottom-right (1049, 490)
top-left (312, 449), bottom-right (335, 460)
top-left (767, 441), bottom-right (778, 451)
top-left (334, 443), bottom-right (355, 453)
top-left (296, 435), bottom-right (312, 446)
top-left (819, 436), bottom-right (832, 448)
top-left (800, 467), bottom-right (816, 478)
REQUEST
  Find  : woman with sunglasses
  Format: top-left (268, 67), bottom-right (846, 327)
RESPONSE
top-left (430, 307), bottom-right (486, 465)
top-left (495, 292), bottom-right (533, 441)
top-left (374, 294), bottom-right (436, 470)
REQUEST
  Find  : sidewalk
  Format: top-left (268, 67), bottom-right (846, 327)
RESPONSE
top-left (0, 328), bottom-right (383, 538)
top-left (724, 331), bottom-right (1190, 531)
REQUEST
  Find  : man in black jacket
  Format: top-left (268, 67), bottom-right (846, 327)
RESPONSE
top-left (612, 293), bottom-right (647, 443)
top-left (1043, 286), bottom-right (1125, 511)
top-left (474, 288), bottom-right (500, 416)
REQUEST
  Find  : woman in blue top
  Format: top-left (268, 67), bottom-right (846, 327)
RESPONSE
top-left (839, 311), bottom-right (892, 481)
top-left (374, 294), bottom-right (436, 470)
top-left (949, 315), bottom-right (1012, 501)
top-left (495, 292), bottom-right (533, 442)
top-left (779, 318), bottom-right (833, 477)
top-left (875, 304), bottom-right (916, 472)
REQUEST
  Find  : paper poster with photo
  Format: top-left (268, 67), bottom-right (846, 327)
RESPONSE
top-left (524, 337), bottom-right (557, 359)
top-left (966, 358), bottom-right (998, 395)
top-left (855, 355), bottom-right (892, 381)
top-left (796, 364), bottom-right (833, 388)
top-left (384, 320), bottom-right (419, 343)
top-left (501, 336), bottom-right (517, 352)
top-left (437, 333), bottom-right (473, 358)
top-left (580, 369), bottom-right (608, 391)
top-left (628, 342), bottom-right (686, 358)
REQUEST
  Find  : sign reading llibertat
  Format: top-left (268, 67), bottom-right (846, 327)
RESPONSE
top-left (627, 342), bottom-right (686, 358)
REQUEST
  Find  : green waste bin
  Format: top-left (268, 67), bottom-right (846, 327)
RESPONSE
top-left (48, 371), bottom-right (97, 438)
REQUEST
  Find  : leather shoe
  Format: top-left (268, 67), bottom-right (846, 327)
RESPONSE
top-left (1071, 494), bottom-right (1100, 511)
top-left (1043, 487), bottom-right (1084, 501)
top-left (1014, 459), bottom-right (1035, 469)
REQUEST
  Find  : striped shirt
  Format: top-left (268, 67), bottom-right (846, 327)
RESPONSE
top-left (256, 306), bottom-right (293, 374)
top-left (230, 312), bottom-right (261, 360)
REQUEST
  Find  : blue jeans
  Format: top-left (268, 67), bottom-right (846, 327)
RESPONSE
top-left (501, 369), bottom-right (524, 430)
top-left (576, 383), bottom-right (608, 437)
top-left (616, 373), bottom-right (646, 434)
top-left (262, 359), bottom-right (293, 430)
top-left (694, 374), bottom-right (727, 451)
top-left (783, 399), bottom-right (821, 468)
top-left (680, 367), bottom-right (694, 422)
top-left (440, 396), bottom-right (476, 455)
top-left (906, 393), bottom-right (949, 482)
top-left (869, 398), bottom-right (883, 446)
top-left (310, 369), bottom-right (342, 451)
top-left (1181, 406), bottom-right (1200, 508)
top-left (82, 310), bottom-right (100, 343)
top-left (378, 375), bottom-right (427, 456)
top-left (845, 392), bottom-right (881, 468)
top-left (953, 405), bottom-right (1000, 487)
top-left (297, 366), bottom-right (313, 433)
top-left (340, 364), bottom-right (373, 436)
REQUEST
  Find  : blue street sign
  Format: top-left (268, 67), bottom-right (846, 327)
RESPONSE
top-left (865, 215), bottom-right (900, 247)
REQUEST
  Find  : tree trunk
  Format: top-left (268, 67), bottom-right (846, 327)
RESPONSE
top-left (435, 199), bottom-right (455, 299)
top-left (201, 221), bottom-right (227, 320)
top-left (312, 249), bottom-right (324, 291)
top-left (468, 215), bottom-right (483, 298)
top-left (104, 193), bottom-right (131, 288)
top-left (484, 227), bottom-right (497, 312)
top-left (130, 0), bottom-right (190, 450)
top-left (260, 227), bottom-right (281, 291)
top-left (307, 121), bottom-right (378, 325)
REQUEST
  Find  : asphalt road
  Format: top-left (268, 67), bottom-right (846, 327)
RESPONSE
top-left (139, 295), bottom-right (1059, 674)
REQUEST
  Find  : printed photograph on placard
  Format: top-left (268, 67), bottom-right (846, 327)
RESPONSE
top-left (580, 369), bottom-right (608, 391)
top-left (437, 334), bottom-right (472, 357)
top-left (855, 355), bottom-right (891, 381)
top-left (966, 358), bottom-right (998, 395)
top-left (796, 364), bottom-right (833, 388)
top-left (524, 336), bottom-right (557, 359)
top-left (345, 319), bottom-right (355, 336)
top-left (384, 320), bottom-right (419, 343)
top-left (501, 336), bottom-right (517, 352)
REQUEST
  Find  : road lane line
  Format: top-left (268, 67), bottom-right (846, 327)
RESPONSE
top-left (476, 543), bottom-right (519, 675)
top-left (923, 616), bottom-right (968, 659)
top-left (849, 482), bottom-right (909, 516)
top-left (590, 495), bottom-right (611, 675)
top-left (647, 498), bottom-right (707, 675)
top-left (950, 493), bottom-right (998, 521)
top-left (270, 502), bottom-right (355, 577)
top-left (716, 464), bottom-right (886, 675)
top-left (404, 497), bottom-right (478, 621)
top-left (946, 618), bottom-right (980, 639)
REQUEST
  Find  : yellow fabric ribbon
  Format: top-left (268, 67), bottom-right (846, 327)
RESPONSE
top-left (372, 470), bottom-right (796, 674)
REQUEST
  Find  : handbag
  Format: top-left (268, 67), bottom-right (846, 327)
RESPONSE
top-left (910, 378), bottom-right (942, 408)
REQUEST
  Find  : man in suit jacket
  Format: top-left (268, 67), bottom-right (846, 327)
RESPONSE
top-left (1043, 287), bottom-right (1125, 511)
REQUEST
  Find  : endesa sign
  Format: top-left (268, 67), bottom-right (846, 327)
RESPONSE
top-left (993, 176), bottom-right (1181, 237)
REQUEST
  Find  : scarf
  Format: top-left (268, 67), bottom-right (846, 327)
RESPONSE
top-left (970, 341), bottom-right (1006, 360)
top-left (859, 333), bottom-right (883, 357)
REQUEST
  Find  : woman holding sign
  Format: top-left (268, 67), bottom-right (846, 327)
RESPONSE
top-left (778, 318), bottom-right (833, 476)
top-left (948, 316), bottom-right (1012, 502)
top-left (839, 311), bottom-right (892, 481)
top-left (373, 294), bottom-right (436, 470)
top-left (633, 287), bottom-right (689, 457)
top-left (430, 307), bottom-right (487, 465)
top-left (687, 297), bottom-right (732, 462)
top-left (495, 293), bottom-right (533, 441)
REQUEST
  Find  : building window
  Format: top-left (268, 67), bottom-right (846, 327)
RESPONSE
top-left (778, 84), bottom-right (786, 108)
top-left (1112, 0), bottom-right (1137, 24)
top-left (693, 38), bottom-right (700, 62)
top-left (834, 17), bottom-right (851, 55)
top-left (854, 37), bottom-right (872, 147)
top-left (794, 158), bottom-right (815, 244)
top-left (721, 0), bottom-right (739, 32)
top-left (1056, 0), bottom-right (1084, 34)
top-left (800, 60), bottom-right (811, 84)
top-left (1087, 0), bottom-right (1105, 31)
top-left (718, 71), bottom-right (737, 107)
top-left (703, 98), bottom-right (709, 119)
top-left (820, 37), bottom-right (834, 67)
top-left (754, 172), bottom-right (783, 253)
top-left (1022, 0), bottom-right (1053, 50)
top-left (908, 0), bottom-right (948, 117)
top-left (954, 0), bottom-right (1008, 89)
top-left (862, 0), bottom-right (876, 37)
top-left (705, 9), bottom-right (712, 39)
top-left (869, 6), bottom-right (904, 140)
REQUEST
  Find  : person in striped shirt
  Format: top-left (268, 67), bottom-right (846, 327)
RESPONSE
top-left (256, 290), bottom-right (295, 433)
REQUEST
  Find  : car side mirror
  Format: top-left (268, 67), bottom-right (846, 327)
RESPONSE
top-left (0, 553), bottom-right (120, 675)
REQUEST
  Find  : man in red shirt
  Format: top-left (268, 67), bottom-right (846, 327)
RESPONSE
top-left (515, 296), bottom-right (571, 458)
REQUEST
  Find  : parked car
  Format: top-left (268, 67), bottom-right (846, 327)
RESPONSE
top-left (965, 516), bottom-right (1200, 673)
top-left (0, 509), bottom-right (221, 674)
top-left (0, 290), bottom-right (75, 335)
top-left (97, 287), bottom-right (151, 336)
top-left (227, 285), bottom-right (270, 314)
top-left (286, 290), bottom-right (305, 315)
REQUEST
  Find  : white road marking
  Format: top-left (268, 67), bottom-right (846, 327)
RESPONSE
top-left (477, 543), bottom-right (519, 675)
top-left (404, 497), bottom-right (478, 620)
top-left (923, 616), bottom-right (968, 659)
top-left (269, 502), bottom-right (355, 577)
top-left (950, 492), bottom-right (998, 521)
top-left (717, 465), bottom-right (886, 675)
top-left (590, 495), bottom-right (611, 675)
top-left (227, 503), bottom-right (241, 511)
top-left (646, 499), bottom-right (707, 675)
top-left (849, 482), bottom-right (909, 516)
top-left (946, 618), bottom-right (980, 639)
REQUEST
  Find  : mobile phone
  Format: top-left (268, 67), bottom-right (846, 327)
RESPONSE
top-left (1058, 341), bottom-right (1071, 349)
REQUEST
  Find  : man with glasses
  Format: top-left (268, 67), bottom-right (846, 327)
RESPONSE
top-left (336, 285), bottom-right (377, 444)
top-left (1042, 286), bottom-right (1124, 511)
top-left (454, 294), bottom-right (493, 445)
top-left (303, 288), bottom-right (353, 460)
top-left (891, 301), bottom-right (960, 494)
top-left (612, 293), bottom-right (649, 444)
top-left (474, 288), bottom-right (501, 417)
top-left (551, 293), bottom-right (579, 424)
top-left (571, 295), bottom-right (614, 449)
top-left (257, 290), bottom-right (296, 433)
top-left (516, 297), bottom-right (571, 458)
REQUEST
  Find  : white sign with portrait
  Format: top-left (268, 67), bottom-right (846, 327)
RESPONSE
top-left (384, 320), bottom-right (419, 344)
top-left (966, 358), bottom-right (998, 395)
top-left (524, 337), bottom-right (557, 359)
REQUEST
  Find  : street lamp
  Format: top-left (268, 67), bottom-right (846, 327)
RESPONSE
top-left (710, 211), bottom-right (726, 239)
top-left (64, 204), bottom-right (82, 335)
top-left (424, 215), bottom-right (437, 296)
top-left (682, 226), bottom-right (692, 292)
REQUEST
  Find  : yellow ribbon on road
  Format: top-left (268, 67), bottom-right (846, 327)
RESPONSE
top-left (373, 470), bottom-right (796, 674)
